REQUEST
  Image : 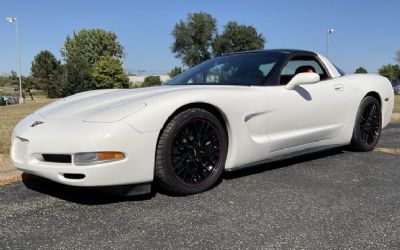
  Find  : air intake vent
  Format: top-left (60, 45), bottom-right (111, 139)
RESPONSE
top-left (42, 154), bottom-right (72, 163)
top-left (63, 173), bottom-right (85, 180)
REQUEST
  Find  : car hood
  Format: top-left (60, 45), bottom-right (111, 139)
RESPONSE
top-left (36, 85), bottom-right (234, 122)
top-left (37, 87), bottom-right (173, 122)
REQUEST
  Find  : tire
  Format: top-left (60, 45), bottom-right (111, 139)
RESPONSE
top-left (155, 108), bottom-right (228, 195)
top-left (350, 96), bottom-right (382, 151)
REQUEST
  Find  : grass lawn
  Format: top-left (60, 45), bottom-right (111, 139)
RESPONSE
top-left (394, 95), bottom-right (400, 113)
top-left (0, 97), bottom-right (55, 156)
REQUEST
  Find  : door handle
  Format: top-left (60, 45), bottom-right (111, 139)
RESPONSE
top-left (334, 84), bottom-right (344, 91)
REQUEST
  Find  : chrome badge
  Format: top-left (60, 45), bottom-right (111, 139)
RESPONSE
top-left (31, 121), bottom-right (44, 127)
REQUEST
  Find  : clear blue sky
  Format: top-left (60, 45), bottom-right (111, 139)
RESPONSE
top-left (1, 0), bottom-right (399, 75)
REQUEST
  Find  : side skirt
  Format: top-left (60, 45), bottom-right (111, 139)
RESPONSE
top-left (225, 144), bottom-right (343, 172)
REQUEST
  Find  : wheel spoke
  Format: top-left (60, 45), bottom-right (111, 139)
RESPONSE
top-left (173, 153), bottom-right (190, 170)
top-left (368, 104), bottom-right (376, 118)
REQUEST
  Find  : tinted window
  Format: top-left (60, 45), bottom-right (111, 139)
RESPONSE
top-left (166, 53), bottom-right (284, 86)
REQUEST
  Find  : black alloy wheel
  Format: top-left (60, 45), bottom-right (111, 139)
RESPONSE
top-left (155, 108), bottom-right (227, 195)
top-left (351, 96), bottom-right (382, 151)
top-left (359, 102), bottom-right (380, 145)
top-left (171, 119), bottom-right (222, 186)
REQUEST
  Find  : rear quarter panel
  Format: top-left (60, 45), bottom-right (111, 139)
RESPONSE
top-left (341, 74), bottom-right (394, 127)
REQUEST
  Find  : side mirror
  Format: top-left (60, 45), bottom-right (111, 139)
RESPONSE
top-left (285, 72), bottom-right (320, 90)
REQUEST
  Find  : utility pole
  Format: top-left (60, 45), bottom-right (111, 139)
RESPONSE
top-left (6, 16), bottom-right (24, 104)
top-left (326, 28), bottom-right (335, 59)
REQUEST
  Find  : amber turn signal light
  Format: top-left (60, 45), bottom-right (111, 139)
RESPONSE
top-left (98, 152), bottom-right (125, 161)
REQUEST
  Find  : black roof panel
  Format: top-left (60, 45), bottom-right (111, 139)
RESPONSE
top-left (223, 49), bottom-right (316, 56)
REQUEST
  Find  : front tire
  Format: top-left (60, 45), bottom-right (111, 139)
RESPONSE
top-left (350, 96), bottom-right (382, 151)
top-left (155, 108), bottom-right (228, 195)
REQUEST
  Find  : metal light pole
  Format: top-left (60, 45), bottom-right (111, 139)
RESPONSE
top-left (6, 16), bottom-right (24, 104)
top-left (326, 28), bottom-right (335, 59)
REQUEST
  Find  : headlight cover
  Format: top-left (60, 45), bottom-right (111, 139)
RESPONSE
top-left (74, 152), bottom-right (125, 165)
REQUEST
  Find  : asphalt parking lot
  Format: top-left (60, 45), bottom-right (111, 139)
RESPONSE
top-left (1, 124), bottom-right (399, 249)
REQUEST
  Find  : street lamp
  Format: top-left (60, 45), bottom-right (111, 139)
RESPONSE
top-left (326, 28), bottom-right (335, 59)
top-left (6, 16), bottom-right (24, 104)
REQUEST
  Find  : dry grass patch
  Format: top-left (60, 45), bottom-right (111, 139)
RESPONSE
top-left (0, 154), bottom-right (15, 172)
top-left (374, 147), bottom-right (400, 155)
top-left (394, 95), bottom-right (400, 113)
top-left (0, 97), bottom-right (55, 155)
top-left (391, 95), bottom-right (400, 123)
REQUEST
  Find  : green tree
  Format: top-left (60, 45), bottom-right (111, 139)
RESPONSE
top-left (396, 50), bottom-right (400, 63)
top-left (64, 54), bottom-right (92, 96)
top-left (23, 76), bottom-right (36, 100)
top-left (142, 76), bottom-right (161, 87)
top-left (0, 75), bottom-right (10, 87)
top-left (31, 50), bottom-right (64, 98)
top-left (62, 29), bottom-right (125, 95)
top-left (62, 29), bottom-right (124, 65)
top-left (92, 56), bottom-right (129, 89)
top-left (212, 21), bottom-right (265, 56)
top-left (8, 71), bottom-right (19, 87)
top-left (7, 71), bottom-right (35, 99)
top-left (378, 64), bottom-right (400, 80)
top-left (354, 67), bottom-right (368, 74)
top-left (171, 12), bottom-right (217, 67)
top-left (168, 67), bottom-right (183, 77)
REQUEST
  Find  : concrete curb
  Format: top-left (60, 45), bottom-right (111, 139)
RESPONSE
top-left (0, 170), bottom-right (22, 186)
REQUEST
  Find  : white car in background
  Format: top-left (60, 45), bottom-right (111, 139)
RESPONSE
top-left (11, 49), bottom-right (394, 195)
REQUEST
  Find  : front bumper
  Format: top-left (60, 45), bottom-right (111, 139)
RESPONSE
top-left (10, 113), bottom-right (159, 187)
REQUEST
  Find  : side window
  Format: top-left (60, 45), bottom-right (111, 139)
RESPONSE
top-left (259, 63), bottom-right (275, 76)
top-left (279, 56), bottom-right (329, 85)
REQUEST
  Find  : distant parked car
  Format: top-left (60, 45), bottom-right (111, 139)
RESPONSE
top-left (391, 79), bottom-right (400, 95)
top-left (0, 96), bottom-right (6, 106)
top-left (5, 96), bottom-right (19, 105)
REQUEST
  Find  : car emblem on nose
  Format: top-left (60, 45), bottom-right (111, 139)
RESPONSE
top-left (31, 121), bottom-right (44, 127)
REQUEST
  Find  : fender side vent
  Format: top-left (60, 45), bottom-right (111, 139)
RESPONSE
top-left (42, 154), bottom-right (72, 163)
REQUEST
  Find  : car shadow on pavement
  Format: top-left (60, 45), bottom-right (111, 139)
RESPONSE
top-left (223, 147), bottom-right (344, 180)
top-left (21, 173), bottom-right (156, 205)
top-left (21, 148), bottom-right (344, 204)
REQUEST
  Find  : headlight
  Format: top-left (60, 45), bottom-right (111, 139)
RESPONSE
top-left (74, 152), bottom-right (125, 165)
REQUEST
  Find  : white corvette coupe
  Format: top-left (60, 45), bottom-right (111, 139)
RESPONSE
top-left (11, 49), bottom-right (394, 195)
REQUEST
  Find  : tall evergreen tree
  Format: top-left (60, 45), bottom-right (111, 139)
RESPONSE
top-left (31, 50), bottom-right (64, 98)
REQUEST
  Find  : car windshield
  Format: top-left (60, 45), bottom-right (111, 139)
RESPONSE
top-left (165, 52), bottom-right (284, 86)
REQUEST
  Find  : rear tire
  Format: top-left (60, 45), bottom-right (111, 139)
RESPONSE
top-left (350, 96), bottom-right (382, 151)
top-left (155, 108), bottom-right (227, 195)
